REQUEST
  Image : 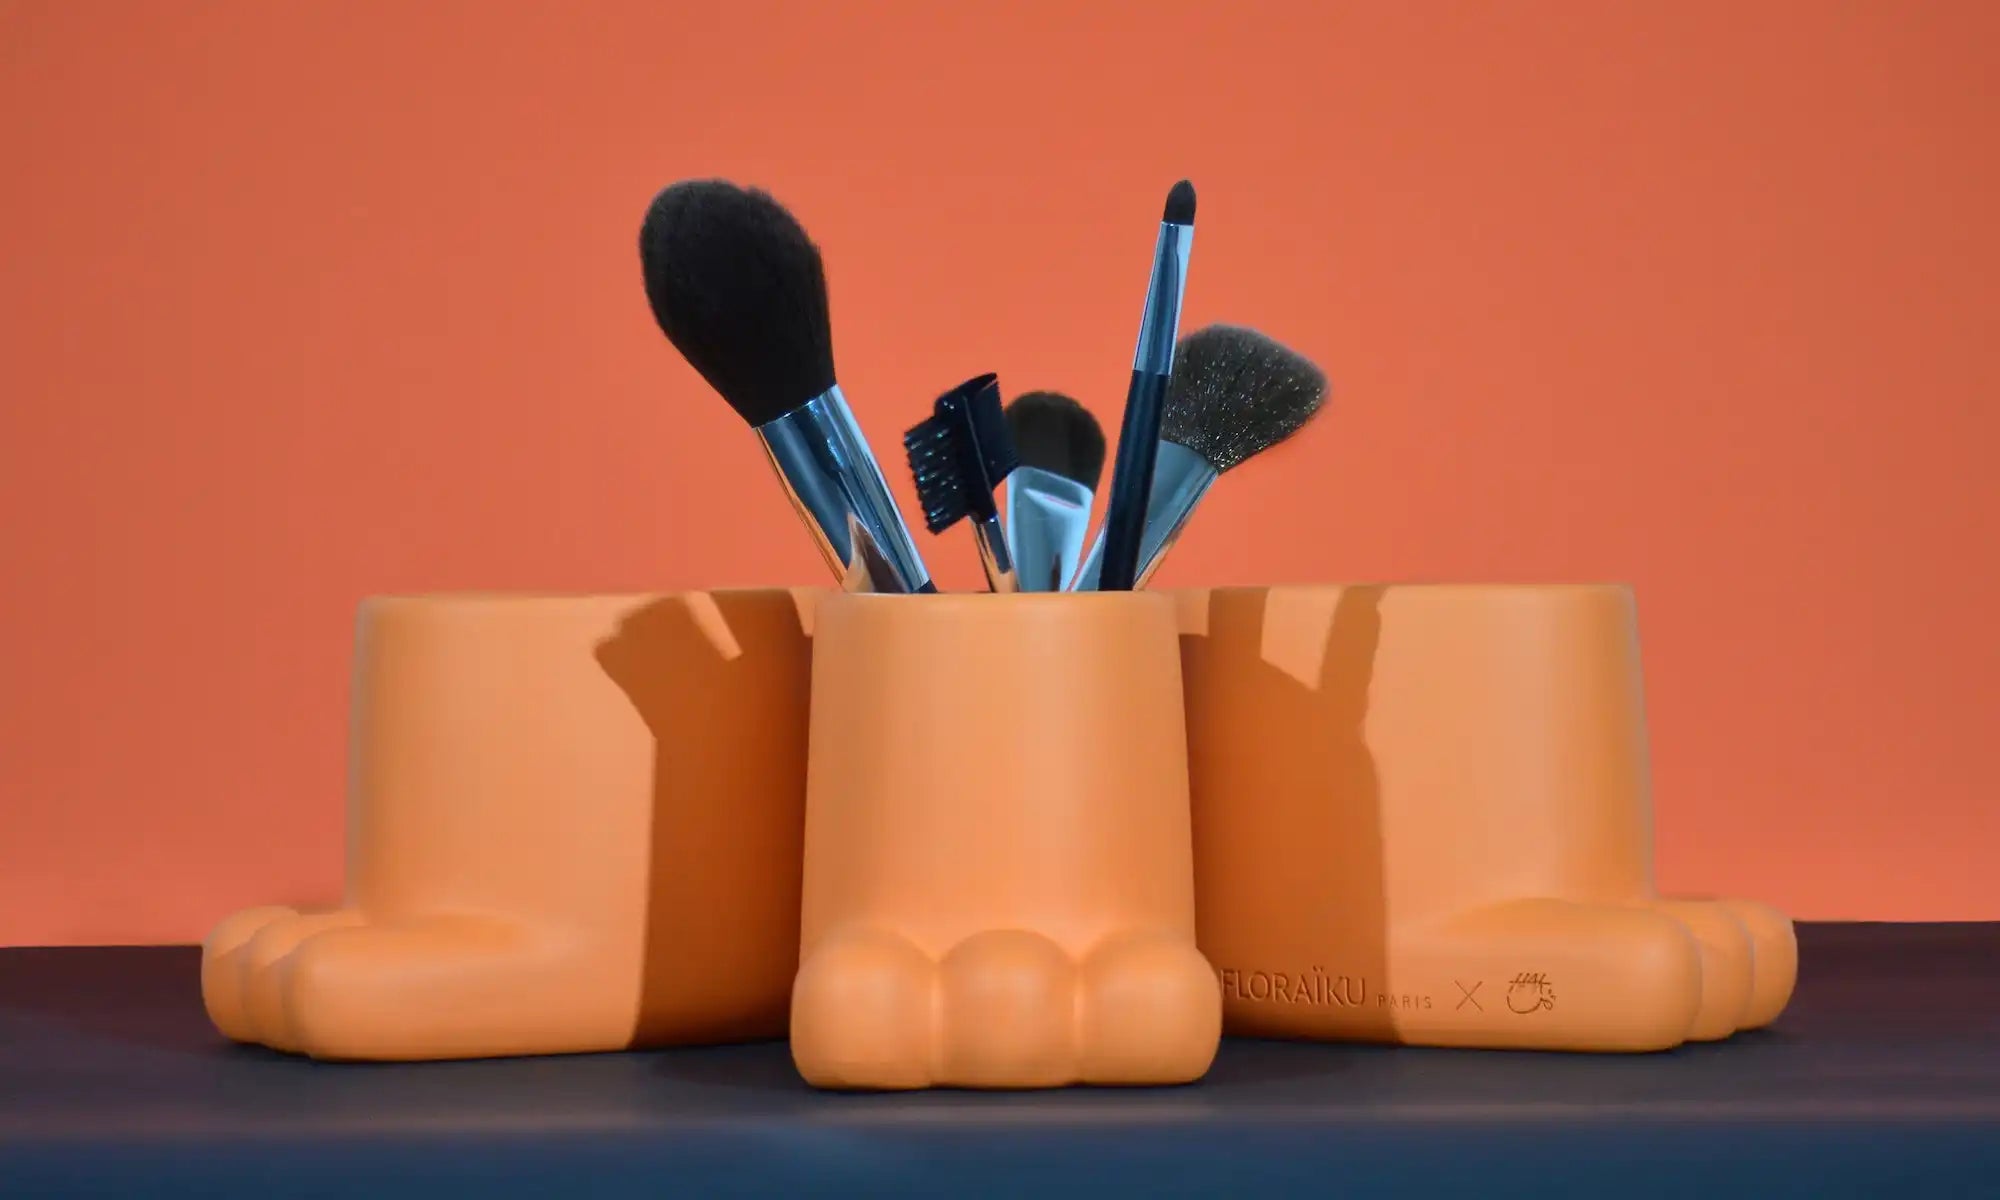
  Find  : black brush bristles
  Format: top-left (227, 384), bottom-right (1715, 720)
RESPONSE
top-left (964, 380), bottom-right (1018, 493)
top-left (1161, 325), bottom-right (1328, 473)
top-left (638, 179), bottom-right (834, 426)
top-left (1005, 392), bottom-right (1106, 491)
top-left (904, 374), bottom-right (1018, 533)
top-left (1164, 180), bottom-right (1197, 225)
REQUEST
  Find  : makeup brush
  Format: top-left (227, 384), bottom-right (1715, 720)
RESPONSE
top-left (638, 179), bottom-right (933, 593)
top-left (1093, 180), bottom-right (1196, 591)
top-left (904, 373), bottom-right (1020, 593)
top-left (1071, 324), bottom-right (1327, 590)
top-left (1003, 392), bottom-right (1105, 592)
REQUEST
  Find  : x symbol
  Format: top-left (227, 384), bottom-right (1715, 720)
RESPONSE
top-left (1455, 981), bottom-right (1483, 1011)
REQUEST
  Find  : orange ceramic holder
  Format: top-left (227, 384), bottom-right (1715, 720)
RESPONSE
top-left (201, 589), bottom-right (818, 1061)
top-left (791, 592), bottom-right (1222, 1089)
top-left (1176, 584), bottom-right (1796, 1052)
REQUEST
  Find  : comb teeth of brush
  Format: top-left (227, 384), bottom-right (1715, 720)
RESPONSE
top-left (904, 416), bottom-right (971, 533)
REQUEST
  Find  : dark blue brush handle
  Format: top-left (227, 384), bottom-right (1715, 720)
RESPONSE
top-left (1096, 367), bottom-right (1169, 591)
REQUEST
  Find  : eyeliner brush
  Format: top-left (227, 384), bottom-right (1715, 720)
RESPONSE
top-left (1093, 180), bottom-right (1196, 591)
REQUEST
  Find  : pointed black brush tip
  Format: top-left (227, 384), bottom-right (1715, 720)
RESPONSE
top-left (1006, 392), bottom-right (1106, 491)
top-left (1163, 180), bottom-right (1196, 225)
top-left (637, 178), bottom-right (835, 427)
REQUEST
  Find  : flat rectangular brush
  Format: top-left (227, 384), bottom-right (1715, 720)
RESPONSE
top-left (1004, 391), bottom-right (1105, 591)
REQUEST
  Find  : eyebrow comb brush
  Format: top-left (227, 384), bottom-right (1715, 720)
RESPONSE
top-left (904, 373), bottom-right (1020, 593)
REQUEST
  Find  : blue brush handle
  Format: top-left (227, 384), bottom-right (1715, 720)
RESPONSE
top-left (1095, 367), bottom-right (1169, 591)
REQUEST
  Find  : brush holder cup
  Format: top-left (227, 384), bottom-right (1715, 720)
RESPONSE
top-left (791, 592), bottom-right (1222, 1090)
top-left (201, 589), bottom-right (820, 1061)
top-left (1175, 585), bottom-right (1796, 1053)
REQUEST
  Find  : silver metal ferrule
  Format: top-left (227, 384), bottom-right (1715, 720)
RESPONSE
top-left (1070, 441), bottom-right (1216, 590)
top-left (971, 512), bottom-right (1018, 594)
top-left (1004, 466), bottom-right (1094, 592)
top-left (754, 387), bottom-right (932, 594)
top-left (1132, 221), bottom-right (1193, 376)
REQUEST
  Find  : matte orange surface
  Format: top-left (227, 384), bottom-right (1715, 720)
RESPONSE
top-left (203, 590), bottom-right (817, 1059)
top-left (794, 593), bottom-right (1218, 1088)
top-left (1176, 585), bottom-right (1796, 1051)
top-left (2, 1), bottom-right (1997, 942)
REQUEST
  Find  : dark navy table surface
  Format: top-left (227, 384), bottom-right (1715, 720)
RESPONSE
top-left (3, 923), bottom-right (1997, 1197)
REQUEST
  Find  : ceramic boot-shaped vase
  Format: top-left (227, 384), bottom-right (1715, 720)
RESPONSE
top-left (1175, 585), bottom-right (1796, 1052)
top-left (201, 589), bottom-right (818, 1061)
top-left (791, 592), bottom-right (1223, 1089)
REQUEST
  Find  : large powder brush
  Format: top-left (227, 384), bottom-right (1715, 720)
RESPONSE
top-left (638, 179), bottom-right (932, 593)
top-left (1073, 324), bottom-right (1327, 589)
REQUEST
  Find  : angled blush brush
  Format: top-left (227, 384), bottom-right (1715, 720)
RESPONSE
top-left (638, 179), bottom-right (933, 593)
top-left (904, 373), bottom-right (1021, 593)
top-left (1072, 324), bottom-right (1327, 590)
top-left (1093, 179), bottom-right (1196, 591)
top-left (1003, 392), bottom-right (1105, 592)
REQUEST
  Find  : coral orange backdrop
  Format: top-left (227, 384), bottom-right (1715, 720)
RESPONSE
top-left (2, 1), bottom-right (1996, 944)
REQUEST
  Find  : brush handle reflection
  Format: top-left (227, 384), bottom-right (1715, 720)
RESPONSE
top-left (756, 388), bottom-right (933, 594)
top-left (1133, 222), bottom-right (1192, 376)
top-left (1072, 442), bottom-right (1217, 591)
top-left (970, 512), bottom-right (1018, 594)
top-left (1005, 467), bottom-right (1094, 592)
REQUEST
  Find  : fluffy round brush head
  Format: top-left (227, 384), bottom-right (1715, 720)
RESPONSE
top-left (1162, 325), bottom-right (1328, 472)
top-left (1005, 391), bottom-right (1106, 491)
top-left (638, 179), bottom-right (834, 426)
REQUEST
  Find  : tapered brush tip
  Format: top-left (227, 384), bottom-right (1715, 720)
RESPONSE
top-left (1162, 324), bottom-right (1328, 472)
top-left (1006, 391), bottom-right (1106, 491)
top-left (638, 178), bottom-right (835, 427)
top-left (1163, 180), bottom-right (1197, 225)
